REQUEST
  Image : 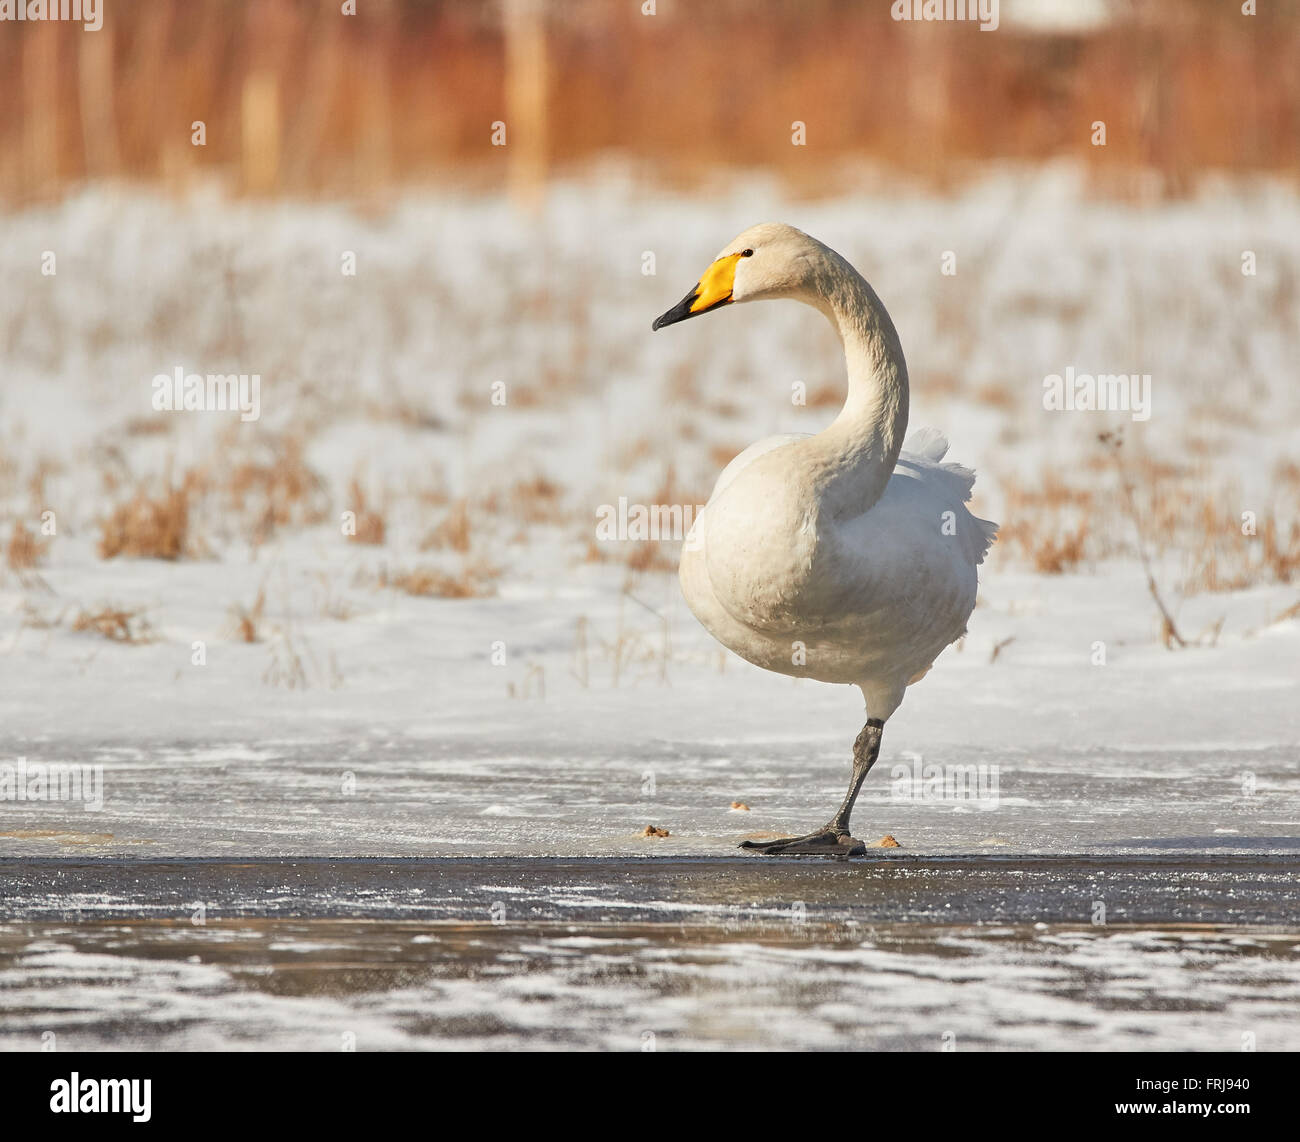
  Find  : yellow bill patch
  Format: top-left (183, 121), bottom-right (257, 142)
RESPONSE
top-left (690, 252), bottom-right (742, 313)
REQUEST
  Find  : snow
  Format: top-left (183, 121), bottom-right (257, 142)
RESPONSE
top-left (1, 164), bottom-right (1297, 1050)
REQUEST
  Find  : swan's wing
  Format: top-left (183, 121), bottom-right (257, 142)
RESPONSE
top-left (896, 428), bottom-right (999, 566)
top-left (708, 426), bottom-right (997, 565)
top-left (707, 433), bottom-right (809, 503)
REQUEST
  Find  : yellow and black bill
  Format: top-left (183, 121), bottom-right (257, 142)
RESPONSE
top-left (651, 252), bottom-right (742, 331)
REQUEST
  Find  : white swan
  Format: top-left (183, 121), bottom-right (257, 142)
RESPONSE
top-left (653, 223), bottom-right (997, 856)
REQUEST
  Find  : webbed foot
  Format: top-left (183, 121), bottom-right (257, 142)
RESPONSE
top-left (740, 830), bottom-right (866, 857)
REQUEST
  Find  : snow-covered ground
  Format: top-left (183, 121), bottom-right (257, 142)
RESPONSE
top-left (0, 564), bottom-right (1298, 857)
top-left (1, 166), bottom-right (1297, 1050)
top-left (2, 163), bottom-right (1297, 855)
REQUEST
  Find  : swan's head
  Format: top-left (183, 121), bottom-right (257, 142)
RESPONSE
top-left (651, 222), bottom-right (822, 331)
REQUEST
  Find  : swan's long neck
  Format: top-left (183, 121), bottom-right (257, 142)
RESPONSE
top-left (804, 251), bottom-right (909, 519)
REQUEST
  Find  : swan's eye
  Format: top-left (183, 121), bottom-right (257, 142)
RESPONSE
top-left (741, 248), bottom-right (754, 257)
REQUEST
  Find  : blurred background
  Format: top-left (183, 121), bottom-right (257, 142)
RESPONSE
top-left (3, 0), bottom-right (1298, 202)
top-left (1, 0), bottom-right (1299, 739)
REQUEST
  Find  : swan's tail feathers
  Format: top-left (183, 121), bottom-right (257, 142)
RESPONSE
top-left (901, 425), bottom-right (999, 563)
top-left (902, 426), bottom-right (949, 461)
top-left (970, 514), bottom-right (1000, 566)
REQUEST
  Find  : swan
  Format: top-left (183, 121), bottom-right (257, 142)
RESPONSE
top-left (652, 223), bottom-right (998, 856)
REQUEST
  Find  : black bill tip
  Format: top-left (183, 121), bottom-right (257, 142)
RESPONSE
top-left (652, 288), bottom-right (733, 331)
top-left (652, 289), bottom-right (699, 332)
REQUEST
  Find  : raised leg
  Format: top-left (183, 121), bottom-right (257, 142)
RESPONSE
top-left (741, 718), bottom-right (885, 857)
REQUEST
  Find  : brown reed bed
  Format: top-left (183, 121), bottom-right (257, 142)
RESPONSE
top-left (1, 0), bottom-right (1296, 205)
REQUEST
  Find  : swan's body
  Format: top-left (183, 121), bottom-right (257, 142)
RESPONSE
top-left (681, 425), bottom-right (995, 718)
top-left (654, 223), bottom-right (996, 855)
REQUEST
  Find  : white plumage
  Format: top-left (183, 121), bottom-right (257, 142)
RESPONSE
top-left (655, 222), bottom-right (997, 855)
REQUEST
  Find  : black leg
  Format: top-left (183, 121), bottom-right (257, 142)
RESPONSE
top-left (741, 718), bottom-right (884, 857)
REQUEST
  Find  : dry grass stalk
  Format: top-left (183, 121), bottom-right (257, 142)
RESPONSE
top-left (227, 437), bottom-right (330, 538)
top-left (623, 542), bottom-right (678, 574)
top-left (6, 522), bottom-right (45, 570)
top-left (230, 588), bottom-right (266, 643)
top-left (380, 562), bottom-right (499, 599)
top-left (122, 416), bottom-right (172, 437)
top-left (27, 457), bottom-right (62, 511)
top-left (99, 487), bottom-right (190, 561)
top-left (997, 470), bottom-right (1093, 575)
top-left (262, 630), bottom-right (309, 689)
top-left (1100, 431), bottom-right (1187, 649)
top-left (423, 498), bottom-right (471, 552)
top-left (506, 661), bottom-right (546, 700)
top-left (997, 451), bottom-right (1300, 593)
top-left (509, 474), bottom-right (565, 524)
top-left (989, 637), bottom-right (1015, 664)
top-left (346, 479), bottom-right (386, 546)
top-left (72, 606), bottom-right (155, 643)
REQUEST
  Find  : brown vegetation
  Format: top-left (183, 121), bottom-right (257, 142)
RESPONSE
top-left (98, 486), bottom-right (191, 561)
top-left (72, 606), bottom-right (155, 643)
top-left (378, 562), bottom-right (499, 599)
top-left (345, 479), bottom-right (386, 546)
top-left (229, 589), bottom-right (266, 644)
top-left (6, 522), bottom-right (45, 570)
top-left (423, 498), bottom-right (471, 553)
top-left (996, 445), bottom-right (1300, 599)
top-left (226, 437), bottom-right (330, 541)
top-left (3, 0), bottom-right (1297, 205)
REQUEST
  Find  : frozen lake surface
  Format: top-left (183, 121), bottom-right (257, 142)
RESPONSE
top-left (3, 856), bottom-right (1298, 1051)
top-left (2, 729), bottom-right (1298, 859)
